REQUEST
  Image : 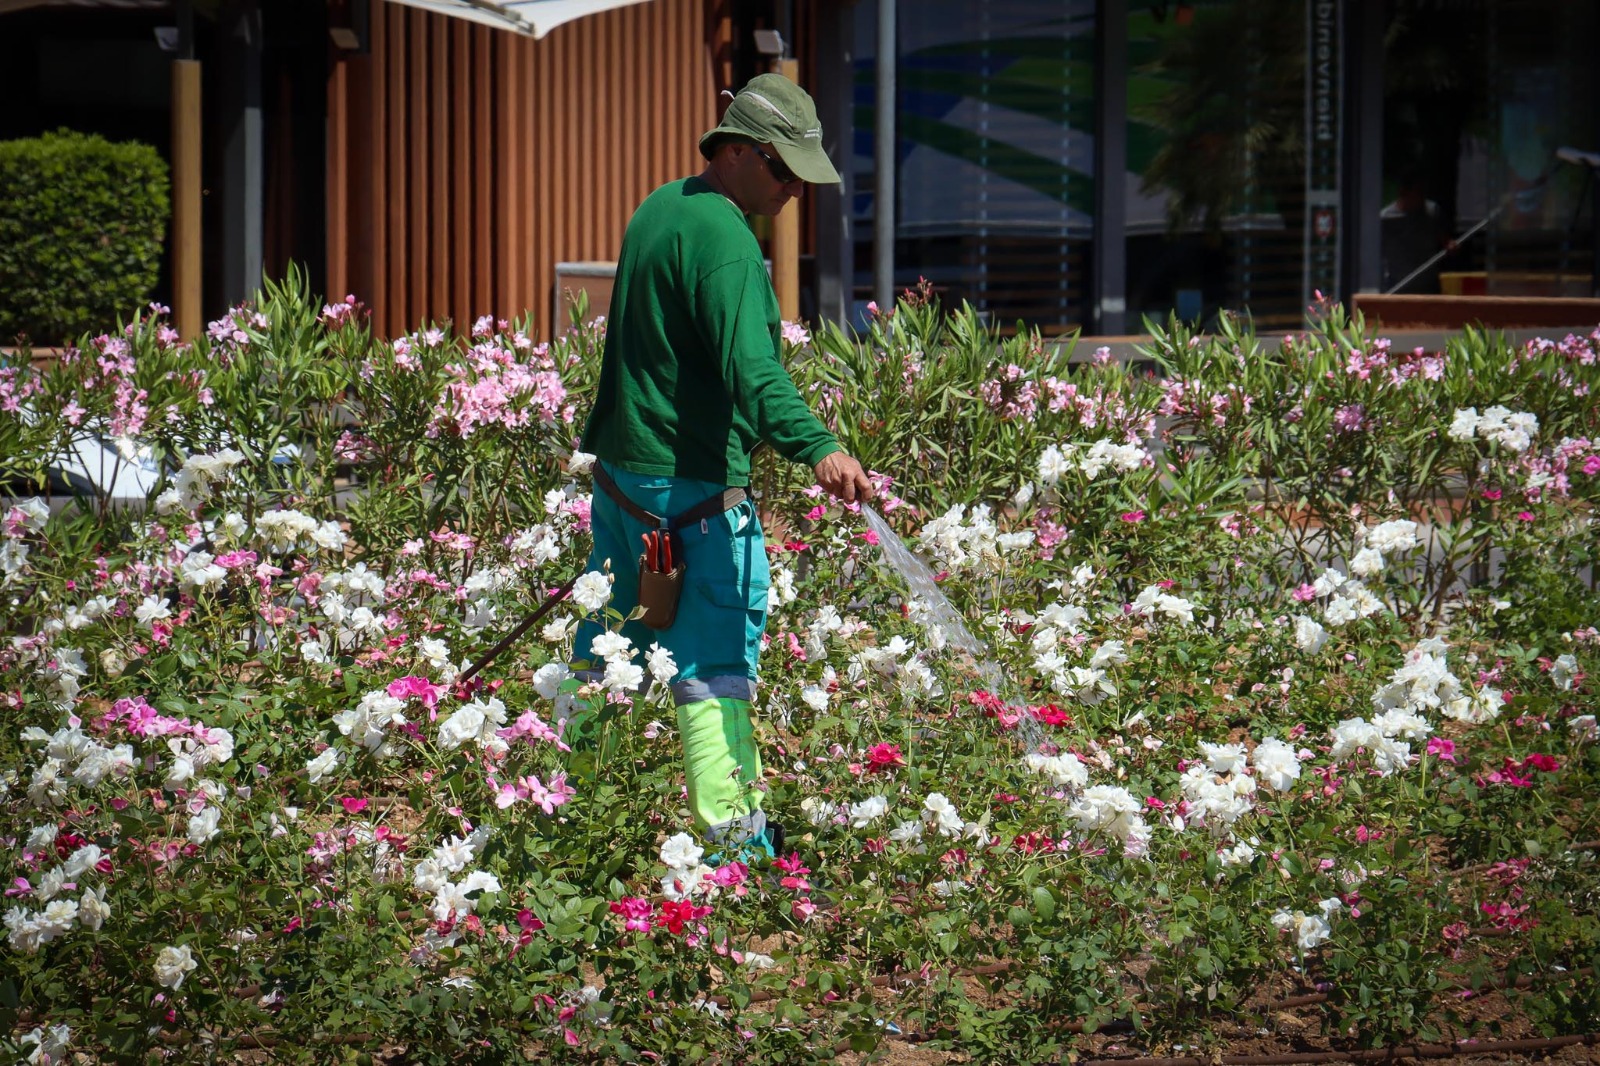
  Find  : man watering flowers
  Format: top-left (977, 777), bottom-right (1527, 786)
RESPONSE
top-left (564, 73), bottom-right (874, 860)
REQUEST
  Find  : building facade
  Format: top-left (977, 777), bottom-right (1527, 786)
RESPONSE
top-left (822, 0), bottom-right (1600, 334)
top-left (2, 0), bottom-right (1597, 339)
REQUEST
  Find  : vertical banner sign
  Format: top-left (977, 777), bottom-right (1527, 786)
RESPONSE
top-left (1304, 0), bottom-right (1342, 309)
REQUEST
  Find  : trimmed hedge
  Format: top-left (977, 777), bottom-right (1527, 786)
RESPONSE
top-left (0, 129), bottom-right (169, 346)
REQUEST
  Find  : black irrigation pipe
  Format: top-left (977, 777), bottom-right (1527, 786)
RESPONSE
top-left (1078, 1032), bottom-right (1600, 1066)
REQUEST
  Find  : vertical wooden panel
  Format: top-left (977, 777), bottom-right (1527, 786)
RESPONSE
top-left (532, 34), bottom-right (549, 335)
top-left (524, 38), bottom-right (537, 328)
top-left (430, 20), bottom-right (449, 323)
top-left (550, 20), bottom-right (567, 274)
top-left (518, 36), bottom-right (533, 317)
top-left (772, 56), bottom-right (800, 321)
top-left (408, 11), bottom-right (428, 323)
top-left (365, 6), bottom-right (387, 322)
top-left (505, 38), bottom-right (520, 320)
top-left (578, 17), bottom-right (595, 260)
top-left (324, 60), bottom-right (346, 302)
top-left (620, 7), bottom-right (638, 216)
top-left (595, 16), bottom-right (604, 256)
top-left (473, 27), bottom-right (493, 323)
top-left (338, 0), bottom-right (720, 338)
top-left (452, 20), bottom-right (472, 329)
top-left (639, 0), bottom-right (655, 224)
top-left (643, 1), bottom-right (662, 195)
top-left (385, 9), bottom-right (408, 326)
top-left (493, 30), bottom-right (510, 318)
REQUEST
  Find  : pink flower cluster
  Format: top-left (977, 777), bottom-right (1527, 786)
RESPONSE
top-left (1517, 330), bottom-right (1599, 369)
top-left (1476, 752), bottom-right (1560, 789)
top-left (1048, 377), bottom-right (1151, 436)
top-left (206, 305), bottom-right (269, 354)
top-left (1156, 379), bottom-right (1254, 429)
top-left (387, 675), bottom-right (444, 715)
top-left (1033, 511), bottom-right (1067, 560)
top-left (1332, 403), bottom-right (1367, 434)
top-left (487, 770), bottom-right (575, 814)
top-left (979, 365), bottom-right (1041, 421)
top-left (1517, 435), bottom-right (1595, 501)
top-left (1342, 338), bottom-right (1445, 386)
top-left (319, 294), bottom-right (362, 326)
top-left (427, 337), bottom-right (574, 438)
top-left (608, 895), bottom-right (715, 938)
top-left (0, 365), bottom-right (43, 414)
top-left (96, 695), bottom-right (217, 745)
top-left (494, 708), bottom-right (569, 751)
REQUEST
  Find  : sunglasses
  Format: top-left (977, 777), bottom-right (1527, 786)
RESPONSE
top-left (751, 144), bottom-right (800, 185)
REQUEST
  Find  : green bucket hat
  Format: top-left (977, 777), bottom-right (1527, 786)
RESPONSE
top-left (699, 73), bottom-right (841, 184)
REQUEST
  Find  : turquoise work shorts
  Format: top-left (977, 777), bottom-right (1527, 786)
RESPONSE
top-left (573, 461), bottom-right (770, 704)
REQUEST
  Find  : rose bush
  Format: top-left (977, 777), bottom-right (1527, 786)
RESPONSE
top-left (0, 274), bottom-right (1597, 1061)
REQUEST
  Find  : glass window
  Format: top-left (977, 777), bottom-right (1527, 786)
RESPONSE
top-left (853, 0), bottom-right (1096, 333)
top-left (1384, 0), bottom-right (1597, 298)
top-left (1127, 0), bottom-right (1310, 330)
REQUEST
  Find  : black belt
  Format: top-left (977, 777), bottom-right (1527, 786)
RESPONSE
top-left (591, 463), bottom-right (747, 530)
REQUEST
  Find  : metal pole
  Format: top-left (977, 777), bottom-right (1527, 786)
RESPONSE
top-left (813, 0), bottom-right (855, 327)
top-left (873, 0), bottom-right (896, 313)
top-left (1091, 0), bottom-right (1126, 335)
top-left (219, 0), bottom-right (264, 306)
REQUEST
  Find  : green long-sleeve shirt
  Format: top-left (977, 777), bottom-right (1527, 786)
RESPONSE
top-left (580, 176), bottom-right (840, 487)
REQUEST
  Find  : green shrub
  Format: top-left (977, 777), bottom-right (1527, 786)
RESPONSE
top-left (0, 129), bottom-right (170, 346)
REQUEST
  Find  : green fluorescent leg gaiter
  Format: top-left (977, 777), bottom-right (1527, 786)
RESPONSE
top-left (676, 697), bottom-right (764, 837)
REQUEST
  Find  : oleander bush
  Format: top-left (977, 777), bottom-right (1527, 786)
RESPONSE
top-left (0, 272), bottom-right (1597, 1062)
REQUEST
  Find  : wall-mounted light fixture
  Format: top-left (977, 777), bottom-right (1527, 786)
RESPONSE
top-left (753, 28), bottom-right (785, 58)
top-left (329, 0), bottom-right (370, 54)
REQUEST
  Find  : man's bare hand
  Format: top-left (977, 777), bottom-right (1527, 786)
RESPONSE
top-left (814, 450), bottom-right (875, 504)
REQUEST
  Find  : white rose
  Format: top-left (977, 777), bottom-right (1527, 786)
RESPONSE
top-left (1294, 615), bottom-right (1329, 654)
top-left (659, 832), bottom-right (704, 871)
top-left (571, 571), bottom-right (613, 612)
top-left (153, 943), bottom-right (198, 989)
top-left (1348, 546), bottom-right (1385, 578)
top-left (187, 807), bottom-right (222, 846)
top-left (305, 747), bottom-right (340, 785)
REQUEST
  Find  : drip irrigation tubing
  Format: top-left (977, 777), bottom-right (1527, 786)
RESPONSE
top-left (1078, 1032), bottom-right (1600, 1066)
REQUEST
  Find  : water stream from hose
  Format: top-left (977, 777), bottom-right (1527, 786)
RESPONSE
top-left (863, 506), bottom-right (1046, 752)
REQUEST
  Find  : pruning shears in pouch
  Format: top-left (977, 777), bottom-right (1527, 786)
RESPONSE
top-left (641, 528), bottom-right (675, 574)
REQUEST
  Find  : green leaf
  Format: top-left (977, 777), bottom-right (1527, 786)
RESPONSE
top-left (1032, 886), bottom-right (1057, 921)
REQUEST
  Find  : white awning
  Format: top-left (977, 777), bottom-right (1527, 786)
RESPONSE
top-left (0, 0), bottom-right (652, 36)
top-left (383, 0), bottom-right (655, 38)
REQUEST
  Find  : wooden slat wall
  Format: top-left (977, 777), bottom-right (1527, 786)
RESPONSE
top-left (326, 0), bottom-right (720, 340)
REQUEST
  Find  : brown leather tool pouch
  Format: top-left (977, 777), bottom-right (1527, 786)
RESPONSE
top-left (636, 557), bottom-right (687, 629)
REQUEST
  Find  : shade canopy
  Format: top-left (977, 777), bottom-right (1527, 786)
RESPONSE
top-left (382, 0), bottom-right (655, 38)
top-left (0, 0), bottom-right (654, 38)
